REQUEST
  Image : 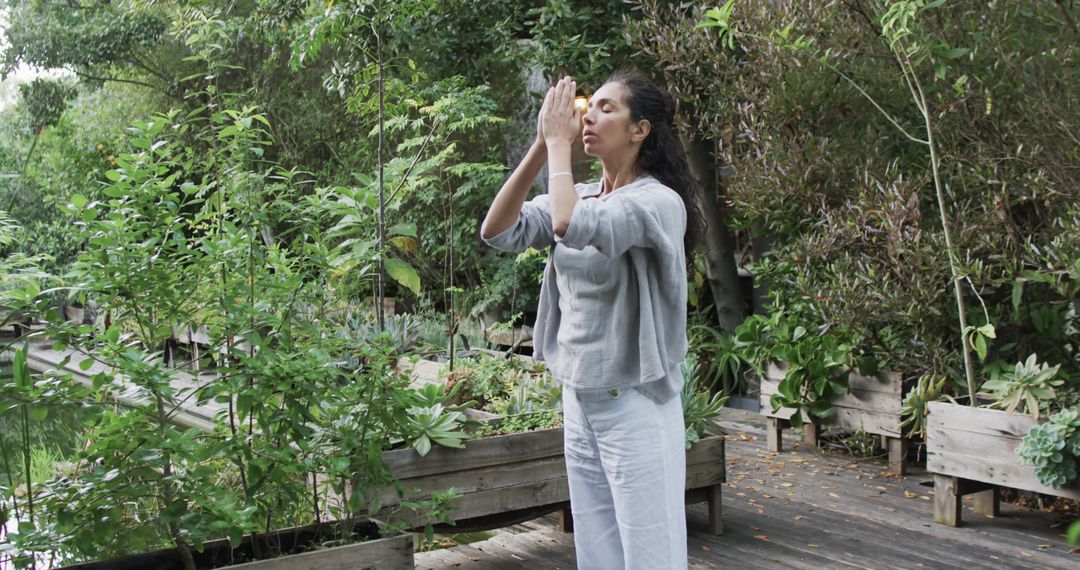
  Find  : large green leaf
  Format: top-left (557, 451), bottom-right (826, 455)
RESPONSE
top-left (385, 257), bottom-right (420, 295)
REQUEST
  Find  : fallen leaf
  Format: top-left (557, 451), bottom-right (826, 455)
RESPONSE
top-left (779, 482), bottom-right (794, 488)
top-left (794, 515), bottom-right (803, 521)
top-left (876, 486), bottom-right (888, 492)
top-left (807, 544), bottom-right (820, 548)
top-left (904, 490), bottom-right (918, 498)
top-left (754, 535), bottom-right (770, 542)
top-left (828, 492), bottom-right (840, 498)
top-left (1036, 544), bottom-right (1051, 549)
top-left (702, 546), bottom-right (711, 552)
top-left (1020, 551), bottom-right (1033, 558)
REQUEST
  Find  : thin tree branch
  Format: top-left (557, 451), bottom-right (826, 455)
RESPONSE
top-left (71, 70), bottom-right (160, 92)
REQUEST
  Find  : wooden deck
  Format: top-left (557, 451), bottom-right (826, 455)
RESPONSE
top-left (415, 408), bottom-right (1078, 569)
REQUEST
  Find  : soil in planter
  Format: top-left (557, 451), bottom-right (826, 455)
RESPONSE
top-left (61, 520), bottom-right (386, 570)
top-left (817, 428), bottom-right (888, 460)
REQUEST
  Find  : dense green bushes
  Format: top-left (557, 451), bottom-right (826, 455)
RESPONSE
top-left (630, 1), bottom-right (1079, 394)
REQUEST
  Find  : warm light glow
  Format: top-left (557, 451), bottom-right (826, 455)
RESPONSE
top-left (574, 96), bottom-right (588, 112)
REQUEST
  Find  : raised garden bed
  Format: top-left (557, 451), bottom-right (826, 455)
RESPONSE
top-left (377, 428), bottom-right (727, 535)
top-left (926, 401), bottom-right (1080, 527)
top-left (58, 519), bottom-right (413, 570)
top-left (761, 362), bottom-right (907, 473)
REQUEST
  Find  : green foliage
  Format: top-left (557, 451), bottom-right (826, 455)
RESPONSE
top-left (1, 1), bottom-right (168, 75)
top-left (1016, 408), bottom-right (1080, 490)
top-left (518, 0), bottom-right (635, 86)
top-left (688, 317), bottom-right (746, 397)
top-left (18, 79), bottom-right (76, 133)
top-left (680, 355), bottom-right (728, 449)
top-left (733, 307), bottom-right (854, 429)
top-left (393, 384), bottom-right (470, 456)
top-left (631, 1), bottom-right (1080, 386)
top-left (982, 354), bottom-right (1064, 420)
top-left (898, 374), bottom-right (947, 439)
top-left (471, 246), bottom-right (546, 324)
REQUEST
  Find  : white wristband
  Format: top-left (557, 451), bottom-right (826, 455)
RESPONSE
top-left (549, 171), bottom-right (573, 180)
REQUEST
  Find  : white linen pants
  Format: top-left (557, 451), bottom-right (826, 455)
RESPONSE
top-left (563, 384), bottom-right (688, 570)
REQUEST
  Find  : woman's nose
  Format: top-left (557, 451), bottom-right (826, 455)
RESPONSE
top-left (582, 111), bottom-right (595, 125)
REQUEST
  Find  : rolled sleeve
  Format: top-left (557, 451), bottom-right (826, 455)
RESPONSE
top-left (555, 187), bottom-right (682, 258)
top-left (482, 194), bottom-right (555, 252)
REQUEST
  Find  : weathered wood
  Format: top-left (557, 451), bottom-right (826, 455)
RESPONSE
top-left (933, 474), bottom-right (961, 527)
top-left (557, 506), bottom-right (573, 533)
top-left (418, 406), bottom-right (1079, 570)
top-left (23, 341), bottom-right (223, 431)
top-left (384, 428), bottom-right (565, 480)
top-left (927, 402), bottom-right (1080, 500)
top-left (972, 488), bottom-right (1000, 518)
top-left (926, 401), bottom-right (1034, 439)
top-left (395, 357), bottom-right (447, 388)
top-left (378, 455), bottom-right (569, 515)
top-left (60, 520), bottom-right (411, 570)
top-left (802, 421), bottom-right (818, 446)
top-left (384, 432), bottom-right (725, 533)
top-left (885, 436), bottom-right (906, 475)
top-left (760, 363), bottom-right (906, 474)
top-left (766, 416), bottom-right (783, 452)
top-left (225, 533), bottom-right (414, 570)
top-left (706, 484), bottom-right (723, 535)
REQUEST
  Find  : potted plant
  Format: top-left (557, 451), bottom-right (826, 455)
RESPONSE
top-left (928, 354), bottom-right (1080, 527)
top-left (736, 308), bottom-right (909, 471)
top-left (374, 353), bottom-right (729, 535)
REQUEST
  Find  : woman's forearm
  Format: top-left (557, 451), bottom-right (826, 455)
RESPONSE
top-left (547, 141), bottom-right (576, 237)
top-left (481, 141), bottom-right (548, 239)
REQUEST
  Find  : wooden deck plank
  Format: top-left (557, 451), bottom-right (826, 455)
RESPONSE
top-left (416, 408), bottom-right (1079, 569)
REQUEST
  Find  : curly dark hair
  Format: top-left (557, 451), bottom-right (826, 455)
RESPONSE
top-left (605, 69), bottom-right (703, 254)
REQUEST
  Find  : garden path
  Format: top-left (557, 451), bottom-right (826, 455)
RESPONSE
top-left (20, 340), bottom-right (223, 430)
top-left (415, 408), bottom-right (1078, 570)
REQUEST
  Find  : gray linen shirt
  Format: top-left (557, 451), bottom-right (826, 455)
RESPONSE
top-left (483, 175), bottom-right (688, 402)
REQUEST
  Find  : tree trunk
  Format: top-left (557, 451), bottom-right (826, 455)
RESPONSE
top-left (683, 136), bottom-right (745, 331)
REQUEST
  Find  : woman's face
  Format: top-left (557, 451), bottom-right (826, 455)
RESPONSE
top-left (581, 82), bottom-right (643, 160)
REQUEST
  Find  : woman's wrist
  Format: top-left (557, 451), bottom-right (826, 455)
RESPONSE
top-left (545, 139), bottom-right (572, 153)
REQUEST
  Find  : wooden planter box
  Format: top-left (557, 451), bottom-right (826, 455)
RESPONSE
top-left (59, 519), bottom-right (413, 570)
top-left (761, 362), bottom-right (907, 473)
top-left (926, 401), bottom-right (1080, 527)
top-left (378, 428), bottom-right (727, 535)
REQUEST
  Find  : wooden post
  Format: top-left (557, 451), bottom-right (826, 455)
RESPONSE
top-left (933, 474), bottom-right (962, 527)
top-left (886, 436), bottom-right (906, 475)
top-left (972, 488), bottom-right (999, 518)
top-left (707, 484), bottom-right (724, 535)
top-left (802, 421), bottom-right (818, 447)
top-left (558, 506), bottom-right (574, 533)
top-left (766, 417), bottom-right (783, 453)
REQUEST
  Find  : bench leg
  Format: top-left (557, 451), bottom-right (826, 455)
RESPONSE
top-left (707, 484), bottom-right (724, 535)
top-left (886, 436), bottom-right (906, 475)
top-left (558, 505), bottom-right (574, 533)
top-left (933, 474), bottom-right (962, 527)
top-left (802, 421), bottom-right (818, 447)
top-left (972, 488), bottom-right (999, 518)
top-left (766, 417), bottom-right (783, 453)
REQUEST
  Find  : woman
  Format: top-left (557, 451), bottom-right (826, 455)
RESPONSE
top-left (481, 70), bottom-right (696, 570)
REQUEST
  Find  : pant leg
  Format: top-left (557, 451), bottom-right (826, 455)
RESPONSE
top-left (582, 386), bottom-right (688, 570)
top-left (563, 385), bottom-right (625, 570)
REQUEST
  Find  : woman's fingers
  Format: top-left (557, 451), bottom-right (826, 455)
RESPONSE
top-left (560, 77), bottom-right (575, 113)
